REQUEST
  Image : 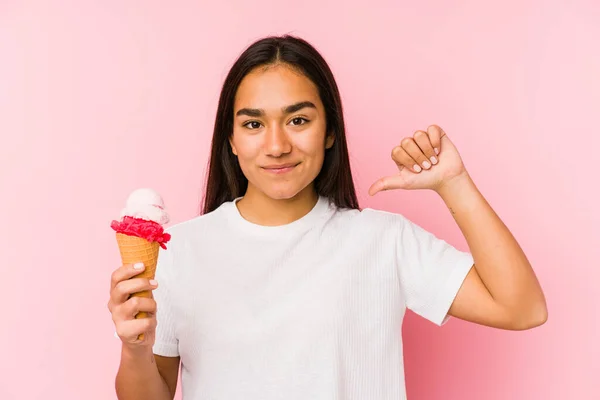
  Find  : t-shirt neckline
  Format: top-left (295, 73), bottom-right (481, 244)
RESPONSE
top-left (225, 195), bottom-right (331, 237)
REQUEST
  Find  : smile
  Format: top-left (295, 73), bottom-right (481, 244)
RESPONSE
top-left (261, 163), bottom-right (300, 174)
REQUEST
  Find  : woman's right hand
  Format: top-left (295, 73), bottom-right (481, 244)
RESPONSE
top-left (107, 262), bottom-right (159, 348)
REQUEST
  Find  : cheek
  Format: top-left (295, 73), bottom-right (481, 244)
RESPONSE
top-left (298, 119), bottom-right (328, 156)
top-left (231, 135), bottom-right (261, 160)
top-left (294, 133), bottom-right (327, 158)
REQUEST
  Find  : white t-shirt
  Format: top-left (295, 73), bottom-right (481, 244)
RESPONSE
top-left (152, 195), bottom-right (474, 400)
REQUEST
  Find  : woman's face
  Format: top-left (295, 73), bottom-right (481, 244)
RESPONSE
top-left (230, 64), bottom-right (334, 201)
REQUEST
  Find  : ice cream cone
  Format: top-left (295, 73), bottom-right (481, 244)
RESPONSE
top-left (112, 188), bottom-right (171, 342)
top-left (116, 232), bottom-right (160, 341)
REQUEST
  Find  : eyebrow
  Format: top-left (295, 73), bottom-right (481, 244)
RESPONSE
top-left (235, 101), bottom-right (317, 118)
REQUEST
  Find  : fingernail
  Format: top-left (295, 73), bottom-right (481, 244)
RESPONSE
top-left (422, 161), bottom-right (431, 169)
top-left (149, 279), bottom-right (158, 286)
top-left (434, 148), bottom-right (440, 155)
top-left (413, 165), bottom-right (422, 173)
top-left (133, 263), bottom-right (144, 270)
top-left (430, 156), bottom-right (438, 165)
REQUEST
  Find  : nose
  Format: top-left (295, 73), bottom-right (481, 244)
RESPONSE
top-left (264, 124), bottom-right (292, 157)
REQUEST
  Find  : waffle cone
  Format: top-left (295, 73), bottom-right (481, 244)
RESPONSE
top-left (115, 232), bottom-right (160, 341)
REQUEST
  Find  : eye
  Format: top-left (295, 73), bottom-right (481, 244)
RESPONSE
top-left (243, 121), bottom-right (262, 130)
top-left (290, 117), bottom-right (308, 126)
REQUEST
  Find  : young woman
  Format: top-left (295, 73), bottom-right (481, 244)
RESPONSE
top-left (108, 35), bottom-right (547, 400)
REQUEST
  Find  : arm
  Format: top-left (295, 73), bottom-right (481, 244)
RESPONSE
top-left (115, 345), bottom-right (179, 400)
top-left (438, 172), bottom-right (548, 330)
top-left (369, 124), bottom-right (548, 331)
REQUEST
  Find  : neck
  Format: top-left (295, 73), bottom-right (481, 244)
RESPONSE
top-left (236, 185), bottom-right (319, 226)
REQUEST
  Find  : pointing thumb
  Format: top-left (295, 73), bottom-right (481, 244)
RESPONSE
top-left (369, 176), bottom-right (392, 196)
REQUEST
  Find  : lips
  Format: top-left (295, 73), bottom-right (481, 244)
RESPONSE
top-left (263, 163), bottom-right (298, 169)
top-left (262, 162), bottom-right (300, 174)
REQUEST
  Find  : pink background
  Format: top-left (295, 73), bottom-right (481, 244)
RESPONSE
top-left (1, 1), bottom-right (598, 399)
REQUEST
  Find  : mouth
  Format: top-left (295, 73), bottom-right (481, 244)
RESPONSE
top-left (261, 162), bottom-right (300, 174)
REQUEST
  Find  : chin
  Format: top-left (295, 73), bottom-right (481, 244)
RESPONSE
top-left (259, 184), bottom-right (307, 201)
top-left (264, 190), bottom-right (300, 201)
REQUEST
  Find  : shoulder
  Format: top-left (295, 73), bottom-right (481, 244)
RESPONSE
top-left (331, 205), bottom-right (413, 237)
top-left (164, 201), bottom-right (231, 243)
top-left (352, 206), bottom-right (411, 228)
top-left (156, 202), bottom-right (231, 273)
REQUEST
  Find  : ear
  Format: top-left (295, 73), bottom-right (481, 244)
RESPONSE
top-left (325, 133), bottom-right (335, 150)
top-left (229, 137), bottom-right (238, 156)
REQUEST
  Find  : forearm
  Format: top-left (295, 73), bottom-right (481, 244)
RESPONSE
top-left (116, 345), bottom-right (172, 400)
top-left (436, 172), bottom-right (547, 319)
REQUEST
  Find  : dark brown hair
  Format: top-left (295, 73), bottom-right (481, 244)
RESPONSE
top-left (201, 35), bottom-right (359, 214)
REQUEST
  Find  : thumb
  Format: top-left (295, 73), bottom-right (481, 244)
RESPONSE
top-left (368, 175), bottom-right (407, 196)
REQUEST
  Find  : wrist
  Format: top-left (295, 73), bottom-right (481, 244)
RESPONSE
top-left (121, 342), bottom-right (153, 361)
top-left (435, 171), bottom-right (473, 199)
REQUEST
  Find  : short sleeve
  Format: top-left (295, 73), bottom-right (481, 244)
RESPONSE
top-left (395, 214), bottom-right (474, 326)
top-left (152, 243), bottom-right (180, 357)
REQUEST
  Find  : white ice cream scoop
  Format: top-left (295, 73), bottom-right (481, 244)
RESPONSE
top-left (120, 188), bottom-right (170, 225)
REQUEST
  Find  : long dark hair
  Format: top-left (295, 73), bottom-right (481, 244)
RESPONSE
top-left (201, 35), bottom-right (359, 214)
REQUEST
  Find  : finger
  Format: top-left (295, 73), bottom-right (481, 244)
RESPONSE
top-left (391, 144), bottom-right (422, 173)
top-left (115, 296), bottom-right (157, 321)
top-left (427, 125), bottom-right (445, 155)
top-left (115, 317), bottom-right (157, 343)
top-left (401, 137), bottom-right (430, 171)
top-left (368, 174), bottom-right (409, 196)
top-left (111, 278), bottom-right (158, 305)
top-left (111, 263), bottom-right (146, 292)
top-left (413, 130), bottom-right (438, 166)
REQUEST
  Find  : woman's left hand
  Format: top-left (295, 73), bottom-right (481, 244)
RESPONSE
top-left (369, 125), bottom-right (469, 195)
